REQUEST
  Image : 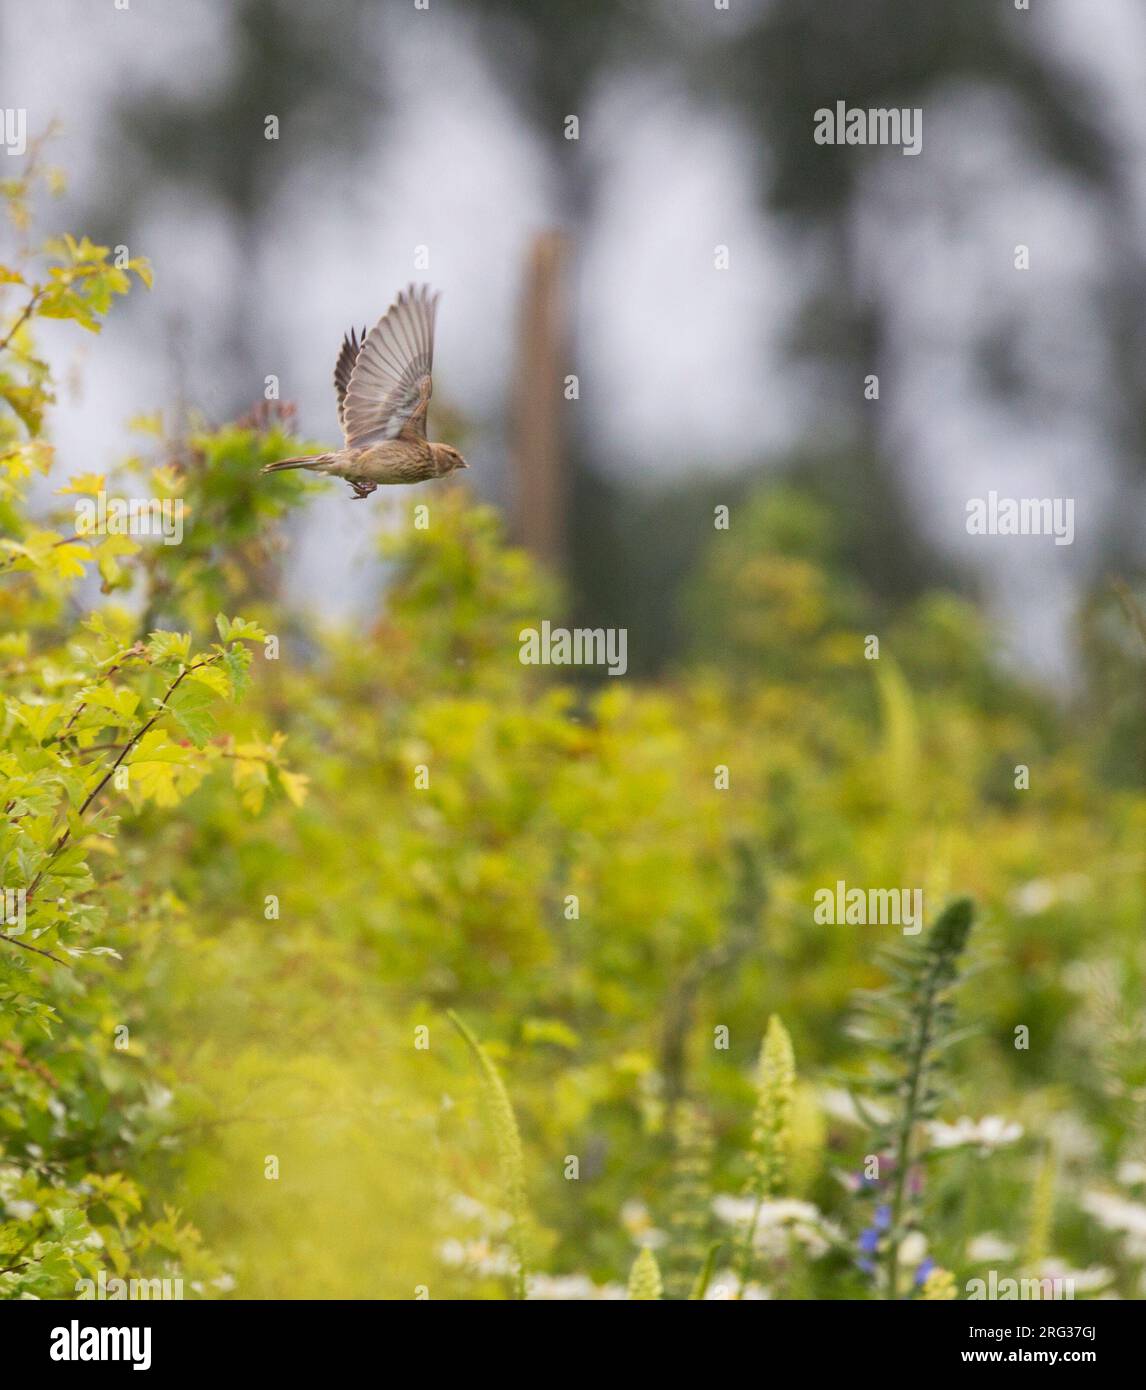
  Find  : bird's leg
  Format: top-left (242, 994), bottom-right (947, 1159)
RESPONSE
top-left (347, 479), bottom-right (378, 500)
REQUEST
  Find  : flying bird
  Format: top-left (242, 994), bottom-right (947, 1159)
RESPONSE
top-left (262, 283), bottom-right (467, 498)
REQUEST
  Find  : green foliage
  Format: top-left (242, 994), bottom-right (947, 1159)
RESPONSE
top-left (688, 1243), bottom-right (721, 1301)
top-left (0, 156), bottom-right (299, 1298)
top-left (662, 1101), bottom-right (715, 1300)
top-left (4, 147), bottom-right (1145, 1302)
top-left (626, 1246), bottom-right (662, 1300)
top-left (747, 1015), bottom-right (797, 1200)
top-left (1024, 1145), bottom-right (1057, 1271)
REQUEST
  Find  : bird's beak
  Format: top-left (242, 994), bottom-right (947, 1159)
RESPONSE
top-left (461, 460), bottom-right (470, 469)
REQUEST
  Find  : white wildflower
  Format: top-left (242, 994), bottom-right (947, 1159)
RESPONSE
top-left (928, 1115), bottom-right (1022, 1152)
top-left (1081, 1190), bottom-right (1146, 1241)
top-left (704, 1268), bottom-right (770, 1300)
top-left (526, 1274), bottom-right (597, 1300)
top-left (619, 1198), bottom-right (667, 1248)
top-left (967, 1233), bottom-right (1015, 1262)
top-left (1117, 1160), bottom-right (1146, 1187)
top-left (526, 1273), bottom-right (625, 1300)
top-left (712, 1195), bottom-right (841, 1259)
top-left (818, 1087), bottom-right (889, 1127)
top-left (436, 1237), bottom-right (516, 1276)
top-left (898, 1231), bottom-right (927, 1266)
top-left (1036, 1260), bottom-right (1112, 1293)
top-left (437, 1238), bottom-right (466, 1268)
top-left (446, 1192), bottom-right (511, 1234)
top-left (1011, 880), bottom-right (1057, 916)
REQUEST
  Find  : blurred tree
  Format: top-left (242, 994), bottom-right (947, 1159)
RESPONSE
top-left (87, 0), bottom-right (1142, 672)
top-left (466, 0), bottom-right (683, 625)
top-left (471, 0), bottom-right (1128, 663)
top-left (510, 231), bottom-right (570, 568)
top-left (714, 0), bottom-right (1119, 597)
top-left (102, 0), bottom-right (380, 403)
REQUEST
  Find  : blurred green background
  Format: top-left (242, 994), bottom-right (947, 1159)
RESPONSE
top-left (1, 0), bottom-right (1145, 1302)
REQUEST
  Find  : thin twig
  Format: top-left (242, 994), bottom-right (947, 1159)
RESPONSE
top-left (0, 932), bottom-right (66, 965)
top-left (3, 656), bottom-right (220, 965)
top-left (0, 531), bottom-right (89, 578)
top-left (0, 287), bottom-right (44, 354)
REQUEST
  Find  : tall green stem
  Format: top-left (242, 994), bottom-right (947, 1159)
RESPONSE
top-left (884, 971), bottom-right (937, 1299)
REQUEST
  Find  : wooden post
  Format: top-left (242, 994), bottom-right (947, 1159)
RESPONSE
top-left (510, 231), bottom-right (569, 569)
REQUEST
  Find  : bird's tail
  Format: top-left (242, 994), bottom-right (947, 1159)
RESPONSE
top-left (261, 454), bottom-right (331, 474)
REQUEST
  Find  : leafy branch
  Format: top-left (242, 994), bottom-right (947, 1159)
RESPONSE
top-left (1, 656), bottom-right (220, 965)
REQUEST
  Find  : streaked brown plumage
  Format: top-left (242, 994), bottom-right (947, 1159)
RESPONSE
top-left (262, 283), bottom-right (467, 498)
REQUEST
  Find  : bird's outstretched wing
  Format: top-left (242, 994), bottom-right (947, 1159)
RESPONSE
top-left (333, 326), bottom-right (367, 434)
top-left (340, 284), bottom-right (440, 447)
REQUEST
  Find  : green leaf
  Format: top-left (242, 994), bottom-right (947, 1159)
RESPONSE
top-left (222, 646), bottom-right (251, 702)
top-left (688, 1242), bottom-right (722, 1301)
top-left (216, 614), bottom-right (266, 643)
top-left (166, 680), bottom-right (216, 749)
top-left (447, 1010), bottom-right (529, 1299)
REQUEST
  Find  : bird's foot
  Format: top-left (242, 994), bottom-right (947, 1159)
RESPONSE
top-left (348, 480), bottom-right (378, 500)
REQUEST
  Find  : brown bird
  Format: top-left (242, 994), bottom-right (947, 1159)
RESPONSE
top-left (262, 283), bottom-right (467, 498)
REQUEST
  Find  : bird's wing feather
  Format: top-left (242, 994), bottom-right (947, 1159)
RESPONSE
top-left (332, 326), bottom-right (368, 432)
top-left (341, 284), bottom-right (439, 447)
